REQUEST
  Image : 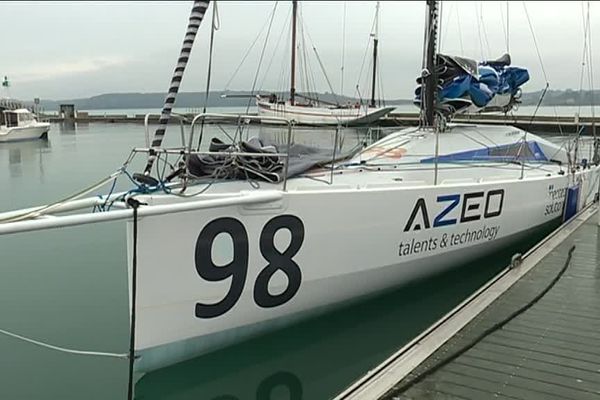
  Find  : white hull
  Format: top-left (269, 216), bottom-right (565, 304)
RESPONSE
top-left (0, 123), bottom-right (50, 142)
top-left (256, 99), bottom-right (394, 126)
top-left (1, 117), bottom-right (598, 374)
top-left (129, 166), bottom-right (600, 372)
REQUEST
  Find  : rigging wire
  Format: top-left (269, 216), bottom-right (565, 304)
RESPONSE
top-left (245, 2), bottom-right (279, 113)
top-left (437, 1), bottom-right (443, 54)
top-left (478, 2), bottom-right (492, 58)
top-left (298, 11), bottom-right (319, 100)
top-left (583, 1), bottom-right (596, 141)
top-left (222, 2), bottom-right (278, 92)
top-left (197, 1), bottom-right (220, 150)
top-left (522, 1), bottom-right (564, 137)
top-left (202, 1), bottom-right (219, 114)
top-left (474, 3), bottom-right (486, 59)
top-left (304, 27), bottom-right (340, 104)
top-left (340, 1), bottom-right (347, 96)
top-left (377, 53), bottom-right (386, 107)
top-left (586, 1), bottom-right (597, 162)
top-left (499, 2), bottom-right (507, 53)
top-left (586, 2), bottom-right (595, 123)
top-left (575, 1), bottom-right (593, 165)
top-left (576, 1), bottom-right (590, 121)
top-left (439, 2), bottom-right (454, 52)
top-left (456, 4), bottom-right (465, 55)
top-left (275, 19), bottom-right (292, 96)
top-left (506, 1), bottom-right (510, 53)
top-left (522, 2), bottom-right (548, 81)
top-left (258, 7), bottom-right (292, 91)
top-left (298, 13), bottom-right (312, 96)
top-left (356, 6), bottom-right (379, 98)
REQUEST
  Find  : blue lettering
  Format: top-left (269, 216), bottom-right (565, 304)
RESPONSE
top-left (433, 194), bottom-right (460, 227)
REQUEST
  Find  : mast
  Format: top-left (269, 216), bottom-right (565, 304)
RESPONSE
top-left (135, 0), bottom-right (210, 182)
top-left (370, 1), bottom-right (380, 108)
top-left (422, 0), bottom-right (439, 127)
top-left (290, 0), bottom-right (298, 105)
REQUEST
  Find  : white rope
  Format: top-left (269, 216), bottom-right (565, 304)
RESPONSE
top-left (0, 167), bottom-right (125, 223)
top-left (0, 327), bottom-right (128, 359)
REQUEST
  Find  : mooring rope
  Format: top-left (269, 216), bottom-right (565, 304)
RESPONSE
top-left (0, 167), bottom-right (125, 223)
top-left (0, 327), bottom-right (128, 359)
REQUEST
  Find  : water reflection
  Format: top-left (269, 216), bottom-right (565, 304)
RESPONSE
top-left (1, 139), bottom-right (50, 178)
top-left (135, 224), bottom-right (554, 400)
top-left (57, 121), bottom-right (78, 134)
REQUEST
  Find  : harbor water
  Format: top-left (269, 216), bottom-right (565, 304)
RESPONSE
top-left (0, 120), bottom-right (581, 399)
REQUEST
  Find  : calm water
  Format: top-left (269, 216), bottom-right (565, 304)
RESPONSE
top-left (0, 121), bottom-right (565, 399)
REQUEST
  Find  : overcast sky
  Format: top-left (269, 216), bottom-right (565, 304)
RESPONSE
top-left (0, 1), bottom-right (597, 101)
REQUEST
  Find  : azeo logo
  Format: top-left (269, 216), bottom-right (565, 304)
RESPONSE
top-left (404, 189), bottom-right (504, 232)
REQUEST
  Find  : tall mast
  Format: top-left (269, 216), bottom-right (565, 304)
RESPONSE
top-left (137, 0), bottom-right (210, 181)
top-left (370, 1), bottom-right (380, 108)
top-left (290, 0), bottom-right (298, 105)
top-left (422, 0), bottom-right (439, 127)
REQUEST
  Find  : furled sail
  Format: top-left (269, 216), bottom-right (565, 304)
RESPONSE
top-left (187, 137), bottom-right (353, 183)
top-left (414, 53), bottom-right (530, 115)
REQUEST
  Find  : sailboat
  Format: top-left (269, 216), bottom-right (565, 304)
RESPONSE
top-left (255, 1), bottom-right (395, 126)
top-left (0, 0), bottom-right (599, 378)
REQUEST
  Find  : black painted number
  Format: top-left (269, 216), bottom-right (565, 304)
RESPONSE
top-left (195, 218), bottom-right (249, 318)
top-left (254, 215), bottom-right (304, 308)
top-left (195, 215), bottom-right (305, 318)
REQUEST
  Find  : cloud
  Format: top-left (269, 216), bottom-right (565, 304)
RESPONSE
top-left (14, 56), bottom-right (132, 83)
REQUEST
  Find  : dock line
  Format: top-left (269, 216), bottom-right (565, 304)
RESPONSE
top-left (0, 327), bottom-right (128, 360)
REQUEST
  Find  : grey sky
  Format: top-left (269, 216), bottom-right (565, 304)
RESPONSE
top-left (0, 1), bottom-right (597, 101)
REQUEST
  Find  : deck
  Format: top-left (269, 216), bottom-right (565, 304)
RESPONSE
top-left (336, 204), bottom-right (600, 400)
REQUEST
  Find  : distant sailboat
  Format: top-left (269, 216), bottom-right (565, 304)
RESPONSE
top-left (256, 1), bottom-right (394, 126)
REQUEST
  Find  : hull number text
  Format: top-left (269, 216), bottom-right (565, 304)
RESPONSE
top-left (194, 215), bottom-right (305, 318)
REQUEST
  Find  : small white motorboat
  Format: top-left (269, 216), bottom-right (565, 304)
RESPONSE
top-left (0, 108), bottom-right (50, 143)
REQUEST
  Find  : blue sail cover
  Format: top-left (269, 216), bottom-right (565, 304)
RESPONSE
top-left (415, 54), bottom-right (530, 113)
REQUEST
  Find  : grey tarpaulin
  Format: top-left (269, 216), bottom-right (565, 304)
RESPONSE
top-left (186, 137), bottom-right (353, 183)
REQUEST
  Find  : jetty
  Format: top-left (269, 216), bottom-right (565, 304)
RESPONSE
top-left (42, 110), bottom-right (598, 135)
top-left (335, 203), bottom-right (600, 400)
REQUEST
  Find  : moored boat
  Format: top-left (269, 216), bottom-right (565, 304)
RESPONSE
top-left (0, 108), bottom-right (50, 142)
top-left (256, 94), bottom-right (395, 126)
top-left (0, 0), bottom-right (599, 379)
top-left (255, 1), bottom-right (394, 126)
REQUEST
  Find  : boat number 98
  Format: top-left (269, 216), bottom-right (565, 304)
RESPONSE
top-left (194, 215), bottom-right (305, 318)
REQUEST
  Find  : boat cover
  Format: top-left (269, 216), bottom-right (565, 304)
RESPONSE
top-left (414, 53), bottom-right (530, 114)
top-left (186, 137), bottom-right (352, 183)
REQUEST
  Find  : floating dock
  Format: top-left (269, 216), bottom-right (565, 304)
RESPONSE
top-left (336, 204), bottom-right (600, 400)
